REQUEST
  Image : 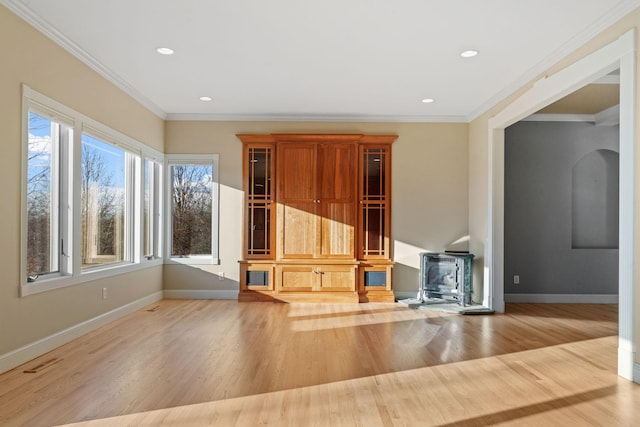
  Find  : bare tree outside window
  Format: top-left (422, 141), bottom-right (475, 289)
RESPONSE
top-left (171, 164), bottom-right (212, 257)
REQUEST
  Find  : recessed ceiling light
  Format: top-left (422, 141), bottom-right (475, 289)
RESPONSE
top-left (421, 98), bottom-right (435, 104)
top-left (199, 96), bottom-right (213, 102)
top-left (460, 50), bottom-right (479, 58)
top-left (156, 47), bottom-right (175, 55)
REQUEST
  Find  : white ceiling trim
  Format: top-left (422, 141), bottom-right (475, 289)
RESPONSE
top-left (593, 74), bottom-right (621, 84)
top-left (165, 113), bottom-right (468, 123)
top-left (595, 104), bottom-right (621, 125)
top-left (466, 0), bottom-right (640, 122)
top-left (0, 0), bottom-right (167, 119)
top-left (522, 113), bottom-right (595, 122)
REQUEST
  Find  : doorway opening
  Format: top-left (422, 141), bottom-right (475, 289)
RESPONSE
top-left (485, 30), bottom-right (636, 381)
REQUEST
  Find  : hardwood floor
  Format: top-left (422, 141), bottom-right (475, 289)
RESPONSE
top-left (0, 301), bottom-right (636, 426)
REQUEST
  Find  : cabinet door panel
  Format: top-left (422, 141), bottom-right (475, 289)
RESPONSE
top-left (321, 202), bottom-right (355, 257)
top-left (280, 203), bottom-right (318, 258)
top-left (361, 203), bottom-right (386, 257)
top-left (318, 144), bottom-right (355, 201)
top-left (279, 266), bottom-right (314, 292)
top-left (279, 144), bottom-right (316, 201)
top-left (318, 266), bottom-right (356, 291)
top-left (243, 143), bottom-right (275, 259)
top-left (358, 145), bottom-right (391, 259)
top-left (247, 202), bottom-right (272, 256)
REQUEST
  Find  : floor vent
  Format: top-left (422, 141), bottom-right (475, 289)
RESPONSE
top-left (24, 358), bottom-right (61, 374)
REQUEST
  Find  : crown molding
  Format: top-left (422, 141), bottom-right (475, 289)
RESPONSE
top-left (523, 103), bottom-right (620, 125)
top-left (594, 104), bottom-right (620, 126)
top-left (165, 113), bottom-right (468, 123)
top-left (0, 0), bottom-right (167, 119)
top-left (522, 113), bottom-right (595, 122)
top-left (467, 0), bottom-right (640, 122)
top-left (593, 74), bottom-right (621, 84)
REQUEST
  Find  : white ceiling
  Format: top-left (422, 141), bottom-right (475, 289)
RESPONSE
top-left (4, 0), bottom-right (640, 121)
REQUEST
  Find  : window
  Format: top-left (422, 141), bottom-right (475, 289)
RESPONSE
top-left (166, 155), bottom-right (219, 264)
top-left (80, 133), bottom-right (130, 268)
top-left (21, 86), bottom-right (163, 296)
top-left (25, 110), bottom-right (72, 280)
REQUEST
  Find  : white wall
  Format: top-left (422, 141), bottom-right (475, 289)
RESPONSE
top-left (164, 121), bottom-right (470, 298)
top-left (0, 5), bottom-right (164, 365)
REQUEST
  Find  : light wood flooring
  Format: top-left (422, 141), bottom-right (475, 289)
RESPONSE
top-left (0, 301), bottom-right (637, 426)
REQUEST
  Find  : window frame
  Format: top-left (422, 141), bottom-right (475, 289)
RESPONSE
top-left (142, 154), bottom-right (164, 261)
top-left (78, 129), bottom-right (133, 270)
top-left (22, 105), bottom-right (74, 283)
top-left (20, 85), bottom-right (164, 297)
top-left (164, 154), bottom-right (220, 265)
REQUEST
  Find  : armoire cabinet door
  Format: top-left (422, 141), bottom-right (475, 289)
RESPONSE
top-left (277, 143), bottom-right (319, 258)
top-left (317, 264), bottom-right (356, 291)
top-left (277, 264), bottom-right (356, 292)
top-left (243, 142), bottom-right (275, 259)
top-left (359, 145), bottom-right (391, 259)
top-left (318, 143), bottom-right (356, 258)
top-left (278, 142), bottom-right (356, 259)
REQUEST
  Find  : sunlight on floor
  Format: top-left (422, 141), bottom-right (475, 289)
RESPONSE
top-left (57, 335), bottom-right (637, 427)
top-left (287, 303), bottom-right (452, 333)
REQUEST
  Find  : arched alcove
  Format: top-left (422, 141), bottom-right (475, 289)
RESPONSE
top-left (572, 149), bottom-right (619, 249)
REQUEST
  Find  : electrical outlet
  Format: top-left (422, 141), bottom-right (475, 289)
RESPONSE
top-left (218, 272), bottom-right (225, 281)
top-left (513, 275), bottom-right (520, 285)
top-left (102, 287), bottom-right (108, 299)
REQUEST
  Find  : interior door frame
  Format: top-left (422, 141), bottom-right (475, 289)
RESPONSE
top-left (485, 30), bottom-right (637, 382)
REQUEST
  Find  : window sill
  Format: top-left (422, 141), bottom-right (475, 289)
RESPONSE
top-left (164, 256), bottom-right (220, 266)
top-left (20, 258), bottom-right (164, 297)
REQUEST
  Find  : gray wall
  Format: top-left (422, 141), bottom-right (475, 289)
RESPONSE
top-left (504, 121), bottom-right (619, 295)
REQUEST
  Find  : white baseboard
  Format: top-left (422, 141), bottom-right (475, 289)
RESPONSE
top-left (163, 289), bottom-right (239, 300)
top-left (0, 291), bottom-right (163, 375)
top-left (634, 363), bottom-right (640, 384)
top-left (504, 293), bottom-right (618, 304)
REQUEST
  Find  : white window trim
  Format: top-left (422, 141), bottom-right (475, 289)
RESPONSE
top-left (142, 151), bottom-right (164, 261)
top-left (20, 85), bottom-right (164, 297)
top-left (21, 103), bottom-right (72, 285)
top-left (165, 154), bottom-right (220, 265)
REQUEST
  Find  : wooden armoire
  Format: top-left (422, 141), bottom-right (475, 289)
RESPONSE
top-left (237, 134), bottom-right (396, 302)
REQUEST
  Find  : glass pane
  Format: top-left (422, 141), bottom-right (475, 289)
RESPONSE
top-left (81, 134), bottom-right (126, 268)
top-left (247, 270), bottom-right (269, 286)
top-left (363, 204), bottom-right (385, 255)
top-left (364, 271), bottom-right (386, 286)
top-left (143, 159), bottom-right (152, 257)
top-left (249, 148), bottom-right (271, 198)
top-left (171, 164), bottom-right (212, 257)
top-left (248, 203), bottom-right (271, 254)
top-left (363, 149), bottom-right (385, 200)
top-left (26, 112), bottom-right (59, 276)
